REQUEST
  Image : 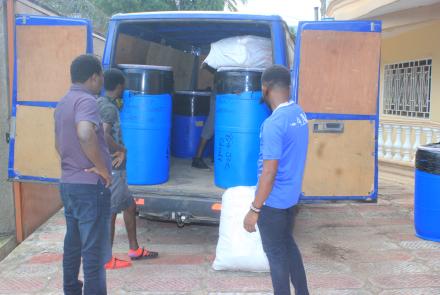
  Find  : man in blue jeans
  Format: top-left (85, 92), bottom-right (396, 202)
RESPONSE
top-left (244, 65), bottom-right (309, 295)
top-left (55, 54), bottom-right (113, 295)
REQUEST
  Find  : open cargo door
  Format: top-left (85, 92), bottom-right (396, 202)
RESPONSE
top-left (293, 21), bottom-right (382, 201)
top-left (8, 15), bottom-right (93, 182)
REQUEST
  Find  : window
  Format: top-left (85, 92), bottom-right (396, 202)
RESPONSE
top-left (383, 59), bottom-right (432, 118)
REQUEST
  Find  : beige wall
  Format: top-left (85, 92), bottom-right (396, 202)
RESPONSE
top-left (380, 20), bottom-right (440, 123)
top-left (327, 0), bottom-right (397, 20)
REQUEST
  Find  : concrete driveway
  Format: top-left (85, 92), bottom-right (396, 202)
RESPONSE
top-left (1, 172), bottom-right (439, 294)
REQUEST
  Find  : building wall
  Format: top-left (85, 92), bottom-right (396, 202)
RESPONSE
top-left (327, 0), bottom-right (398, 20)
top-left (380, 21), bottom-right (440, 122)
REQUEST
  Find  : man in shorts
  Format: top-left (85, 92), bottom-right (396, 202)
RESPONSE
top-left (98, 68), bottom-right (159, 270)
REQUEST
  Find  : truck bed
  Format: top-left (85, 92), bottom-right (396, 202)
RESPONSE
top-left (129, 157), bottom-right (224, 199)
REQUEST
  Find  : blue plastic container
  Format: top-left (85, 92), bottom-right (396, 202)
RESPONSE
top-left (172, 91), bottom-right (211, 158)
top-left (119, 65), bottom-right (173, 185)
top-left (214, 68), bottom-right (270, 188)
top-left (415, 144), bottom-right (440, 242)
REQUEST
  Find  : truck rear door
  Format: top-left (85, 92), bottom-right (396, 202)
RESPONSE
top-left (8, 15), bottom-right (93, 182)
top-left (292, 21), bottom-right (382, 202)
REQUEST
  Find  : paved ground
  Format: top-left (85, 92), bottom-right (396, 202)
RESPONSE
top-left (1, 173), bottom-right (440, 294)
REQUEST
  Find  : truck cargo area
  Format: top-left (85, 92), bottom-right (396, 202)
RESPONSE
top-left (111, 18), bottom-right (276, 225)
top-left (130, 158), bottom-right (223, 199)
top-left (113, 19), bottom-right (274, 92)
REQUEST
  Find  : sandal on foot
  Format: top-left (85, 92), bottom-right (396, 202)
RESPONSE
top-left (105, 256), bottom-right (132, 270)
top-left (128, 247), bottom-right (159, 260)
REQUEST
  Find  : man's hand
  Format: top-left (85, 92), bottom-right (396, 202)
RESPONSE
top-left (85, 167), bottom-right (112, 188)
top-left (112, 150), bottom-right (126, 168)
top-left (243, 210), bottom-right (259, 233)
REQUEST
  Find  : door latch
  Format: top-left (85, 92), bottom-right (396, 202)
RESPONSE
top-left (313, 121), bottom-right (344, 133)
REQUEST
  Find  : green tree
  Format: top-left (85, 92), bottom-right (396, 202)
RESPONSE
top-left (90, 0), bottom-right (248, 16)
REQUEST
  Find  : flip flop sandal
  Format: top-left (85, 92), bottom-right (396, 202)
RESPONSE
top-left (129, 247), bottom-right (159, 260)
top-left (105, 256), bottom-right (132, 270)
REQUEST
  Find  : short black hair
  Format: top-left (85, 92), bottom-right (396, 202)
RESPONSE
top-left (104, 68), bottom-right (125, 91)
top-left (70, 54), bottom-right (102, 83)
top-left (261, 65), bottom-right (291, 90)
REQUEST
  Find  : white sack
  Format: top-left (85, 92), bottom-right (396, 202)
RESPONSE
top-left (203, 35), bottom-right (272, 69)
top-left (212, 186), bottom-right (270, 272)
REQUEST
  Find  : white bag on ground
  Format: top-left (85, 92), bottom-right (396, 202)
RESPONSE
top-left (203, 35), bottom-right (272, 69)
top-left (213, 186), bottom-right (270, 272)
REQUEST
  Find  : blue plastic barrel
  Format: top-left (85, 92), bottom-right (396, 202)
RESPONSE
top-left (415, 143), bottom-right (440, 242)
top-left (119, 65), bottom-right (174, 185)
top-left (214, 68), bottom-right (270, 188)
top-left (172, 91), bottom-right (211, 158)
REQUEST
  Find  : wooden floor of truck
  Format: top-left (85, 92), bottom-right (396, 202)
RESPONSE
top-left (129, 157), bottom-right (224, 199)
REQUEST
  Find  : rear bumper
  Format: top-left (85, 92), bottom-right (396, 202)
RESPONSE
top-left (132, 191), bottom-right (221, 225)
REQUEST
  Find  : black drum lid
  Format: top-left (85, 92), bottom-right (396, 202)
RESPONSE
top-left (416, 143), bottom-right (440, 175)
top-left (122, 68), bottom-right (174, 94)
top-left (215, 70), bottom-right (262, 94)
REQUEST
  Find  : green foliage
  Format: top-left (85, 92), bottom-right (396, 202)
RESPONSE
top-left (89, 0), bottom-right (248, 15)
top-left (33, 0), bottom-right (248, 34)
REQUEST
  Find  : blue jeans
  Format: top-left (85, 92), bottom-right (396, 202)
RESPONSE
top-left (60, 182), bottom-right (111, 295)
top-left (258, 205), bottom-right (309, 295)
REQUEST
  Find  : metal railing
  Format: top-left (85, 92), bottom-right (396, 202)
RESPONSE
top-left (383, 59), bottom-right (432, 119)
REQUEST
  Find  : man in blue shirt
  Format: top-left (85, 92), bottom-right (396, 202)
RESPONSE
top-left (244, 65), bottom-right (309, 295)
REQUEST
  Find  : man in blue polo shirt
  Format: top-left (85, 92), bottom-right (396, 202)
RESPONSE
top-left (244, 65), bottom-right (309, 295)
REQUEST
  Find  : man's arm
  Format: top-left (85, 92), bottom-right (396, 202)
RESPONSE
top-left (103, 123), bottom-right (124, 153)
top-left (244, 118), bottom-right (284, 233)
top-left (253, 159), bottom-right (279, 208)
top-left (243, 159), bottom-right (278, 233)
top-left (102, 122), bottom-right (126, 168)
top-left (77, 121), bottom-right (111, 187)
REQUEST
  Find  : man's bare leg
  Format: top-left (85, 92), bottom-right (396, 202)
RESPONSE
top-left (110, 214), bottom-right (117, 246)
top-left (123, 202), bottom-right (139, 250)
top-left (192, 138), bottom-right (210, 169)
top-left (195, 138), bottom-right (208, 159)
top-left (105, 213), bottom-right (132, 269)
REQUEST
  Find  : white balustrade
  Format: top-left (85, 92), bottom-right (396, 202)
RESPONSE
top-left (378, 121), bottom-right (440, 166)
top-left (401, 126), bottom-right (411, 162)
top-left (392, 125), bottom-right (402, 161)
top-left (383, 124), bottom-right (393, 159)
top-left (412, 127), bottom-right (421, 160)
top-left (378, 124), bottom-right (384, 158)
top-left (423, 127), bottom-right (433, 145)
top-left (434, 128), bottom-right (440, 143)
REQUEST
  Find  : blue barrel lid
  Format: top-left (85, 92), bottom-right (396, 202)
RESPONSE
top-left (118, 64), bottom-right (173, 71)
